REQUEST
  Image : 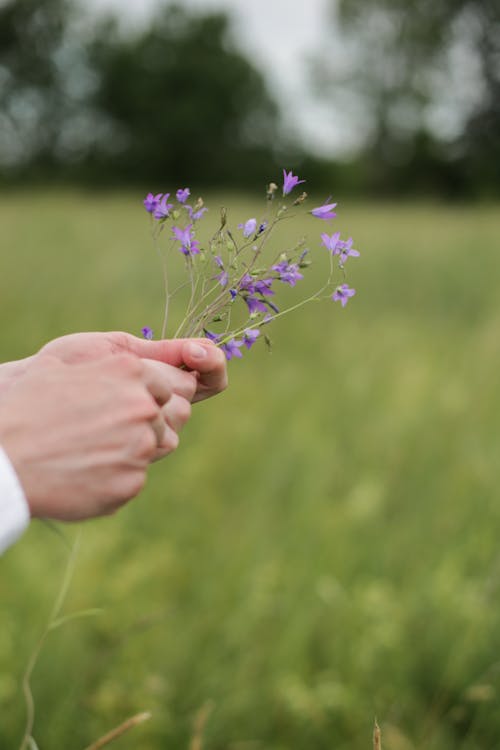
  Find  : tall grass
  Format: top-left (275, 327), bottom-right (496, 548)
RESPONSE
top-left (0, 191), bottom-right (499, 749)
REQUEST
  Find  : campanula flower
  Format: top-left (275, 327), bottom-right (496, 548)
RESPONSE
top-left (213, 256), bottom-right (229, 287)
top-left (187, 205), bottom-right (208, 221)
top-left (204, 330), bottom-right (222, 343)
top-left (332, 284), bottom-right (356, 307)
top-left (338, 237), bottom-right (360, 262)
top-left (245, 296), bottom-right (268, 315)
top-left (143, 193), bottom-right (162, 213)
top-left (312, 200), bottom-right (337, 220)
top-left (238, 218), bottom-right (257, 238)
top-left (141, 326), bottom-right (154, 339)
top-left (172, 225), bottom-right (200, 255)
top-left (321, 232), bottom-right (342, 254)
top-left (282, 169), bottom-right (305, 196)
top-left (254, 279), bottom-right (275, 296)
top-left (243, 328), bottom-right (260, 349)
top-left (222, 339), bottom-right (244, 360)
top-left (153, 193), bottom-right (174, 220)
top-left (176, 188), bottom-right (190, 203)
top-left (272, 260), bottom-right (304, 286)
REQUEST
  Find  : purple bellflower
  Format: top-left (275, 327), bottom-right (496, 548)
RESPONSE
top-left (204, 330), bottom-right (222, 344)
top-left (332, 284), bottom-right (356, 307)
top-left (188, 205), bottom-right (208, 221)
top-left (213, 256), bottom-right (229, 288)
top-left (312, 200), bottom-right (337, 220)
top-left (338, 237), bottom-right (360, 262)
top-left (141, 326), bottom-right (154, 340)
top-left (321, 232), bottom-right (342, 254)
top-left (282, 169), bottom-right (305, 196)
top-left (172, 225), bottom-right (200, 256)
top-left (176, 188), bottom-right (190, 203)
top-left (238, 218), bottom-right (257, 238)
top-left (243, 328), bottom-right (260, 349)
top-left (254, 279), bottom-right (275, 297)
top-left (222, 338), bottom-right (244, 360)
top-left (153, 193), bottom-right (174, 220)
top-left (245, 296), bottom-right (269, 315)
top-left (144, 193), bottom-right (162, 213)
top-left (272, 260), bottom-right (304, 286)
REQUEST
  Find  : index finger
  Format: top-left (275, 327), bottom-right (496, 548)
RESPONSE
top-left (141, 359), bottom-right (197, 402)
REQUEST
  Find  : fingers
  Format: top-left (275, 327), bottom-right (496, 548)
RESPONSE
top-left (150, 412), bottom-right (167, 447)
top-left (152, 394), bottom-right (191, 461)
top-left (141, 359), bottom-right (197, 403)
top-left (106, 333), bottom-right (228, 403)
top-left (162, 393), bottom-right (192, 433)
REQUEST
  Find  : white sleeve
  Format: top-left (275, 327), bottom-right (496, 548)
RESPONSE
top-left (0, 445), bottom-right (30, 554)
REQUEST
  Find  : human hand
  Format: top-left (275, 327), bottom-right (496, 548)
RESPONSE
top-left (38, 331), bottom-right (228, 403)
top-left (0, 354), bottom-right (191, 521)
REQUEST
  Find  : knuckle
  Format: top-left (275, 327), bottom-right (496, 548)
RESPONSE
top-left (176, 398), bottom-right (192, 425)
top-left (137, 426), bottom-right (157, 458)
top-left (131, 391), bottom-right (159, 421)
top-left (163, 429), bottom-right (179, 454)
top-left (113, 352), bottom-right (142, 377)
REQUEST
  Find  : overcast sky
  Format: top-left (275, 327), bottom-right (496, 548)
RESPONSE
top-left (83, 0), bottom-right (359, 157)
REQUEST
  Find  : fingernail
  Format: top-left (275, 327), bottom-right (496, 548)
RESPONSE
top-left (188, 343), bottom-right (207, 360)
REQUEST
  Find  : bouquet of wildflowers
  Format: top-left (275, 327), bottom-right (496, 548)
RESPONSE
top-left (142, 170), bottom-right (359, 357)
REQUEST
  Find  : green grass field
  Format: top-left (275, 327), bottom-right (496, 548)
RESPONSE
top-left (1, 191), bottom-right (500, 749)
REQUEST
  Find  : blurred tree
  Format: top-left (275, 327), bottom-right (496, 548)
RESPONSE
top-left (314, 0), bottom-right (500, 195)
top-left (0, 0), bottom-right (71, 174)
top-left (85, 4), bottom-right (279, 186)
top-left (0, 1), bottom-right (280, 187)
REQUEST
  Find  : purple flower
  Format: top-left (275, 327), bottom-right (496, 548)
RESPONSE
top-left (176, 188), bottom-right (190, 203)
top-left (188, 205), bottom-right (208, 221)
top-left (245, 295), bottom-right (268, 315)
top-left (282, 169), bottom-right (305, 196)
top-left (332, 284), bottom-right (356, 307)
top-left (238, 218), bottom-right (257, 238)
top-left (204, 330), bottom-right (222, 343)
top-left (221, 339), bottom-right (244, 360)
top-left (172, 225), bottom-right (200, 256)
top-left (321, 232), bottom-right (342, 255)
top-left (243, 328), bottom-right (260, 349)
top-left (338, 237), bottom-right (360, 262)
top-left (141, 326), bottom-right (154, 340)
top-left (143, 192), bottom-right (162, 213)
top-left (239, 274), bottom-right (256, 294)
top-left (254, 278), bottom-right (275, 297)
top-left (229, 288), bottom-right (238, 300)
top-left (271, 260), bottom-right (304, 286)
top-left (258, 221), bottom-right (268, 235)
top-left (153, 193), bottom-right (174, 220)
top-left (311, 200), bottom-right (337, 220)
top-left (213, 256), bottom-right (229, 287)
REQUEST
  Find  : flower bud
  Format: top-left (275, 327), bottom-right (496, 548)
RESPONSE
top-left (266, 182), bottom-right (278, 200)
top-left (293, 191), bottom-right (308, 206)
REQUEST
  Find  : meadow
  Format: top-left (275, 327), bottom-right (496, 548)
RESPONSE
top-left (1, 190), bottom-right (500, 749)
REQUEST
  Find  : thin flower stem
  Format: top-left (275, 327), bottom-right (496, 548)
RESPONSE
top-left (218, 253), bottom-right (336, 346)
top-left (19, 531), bottom-right (82, 750)
top-left (82, 711), bottom-right (152, 750)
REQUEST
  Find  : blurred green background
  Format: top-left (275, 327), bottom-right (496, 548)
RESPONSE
top-left (1, 1), bottom-right (500, 748)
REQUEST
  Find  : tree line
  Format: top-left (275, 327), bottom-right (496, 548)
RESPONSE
top-left (0, 0), bottom-right (498, 196)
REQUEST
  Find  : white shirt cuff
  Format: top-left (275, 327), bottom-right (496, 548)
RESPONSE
top-left (0, 445), bottom-right (30, 554)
